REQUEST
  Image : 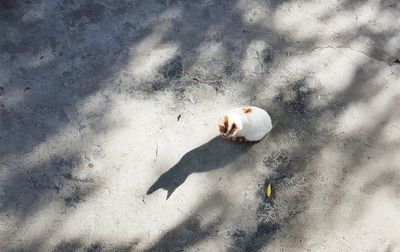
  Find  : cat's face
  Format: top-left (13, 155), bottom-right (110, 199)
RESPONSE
top-left (218, 115), bottom-right (240, 137)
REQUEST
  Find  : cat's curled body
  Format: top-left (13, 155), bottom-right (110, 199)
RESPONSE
top-left (218, 106), bottom-right (272, 142)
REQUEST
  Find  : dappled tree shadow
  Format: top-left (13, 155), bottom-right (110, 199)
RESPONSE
top-left (53, 239), bottom-right (138, 252)
top-left (144, 193), bottom-right (226, 252)
top-left (1, 0), bottom-right (399, 251)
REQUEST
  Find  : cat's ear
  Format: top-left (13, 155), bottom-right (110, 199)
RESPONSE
top-left (219, 124), bottom-right (226, 134)
top-left (219, 116), bottom-right (229, 134)
top-left (223, 116), bottom-right (229, 129)
top-left (229, 123), bottom-right (239, 136)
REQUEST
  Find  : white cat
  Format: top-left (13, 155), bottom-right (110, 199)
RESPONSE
top-left (218, 106), bottom-right (272, 142)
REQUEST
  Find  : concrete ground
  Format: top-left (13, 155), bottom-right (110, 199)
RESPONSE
top-left (1, 0), bottom-right (400, 251)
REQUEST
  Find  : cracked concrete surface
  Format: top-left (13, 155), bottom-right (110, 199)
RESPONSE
top-left (1, 0), bottom-right (400, 251)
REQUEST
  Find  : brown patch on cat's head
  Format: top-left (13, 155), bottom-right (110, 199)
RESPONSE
top-left (243, 107), bottom-right (252, 113)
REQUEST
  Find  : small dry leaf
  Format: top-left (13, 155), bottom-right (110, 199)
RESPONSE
top-left (266, 183), bottom-right (272, 198)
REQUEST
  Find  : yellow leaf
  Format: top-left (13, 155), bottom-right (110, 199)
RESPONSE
top-left (266, 183), bottom-right (272, 198)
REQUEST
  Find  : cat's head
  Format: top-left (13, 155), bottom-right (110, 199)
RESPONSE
top-left (218, 115), bottom-right (242, 137)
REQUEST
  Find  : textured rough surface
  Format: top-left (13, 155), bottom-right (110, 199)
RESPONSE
top-left (1, 0), bottom-right (400, 251)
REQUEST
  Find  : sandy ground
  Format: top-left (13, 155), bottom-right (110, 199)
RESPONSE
top-left (1, 0), bottom-right (400, 251)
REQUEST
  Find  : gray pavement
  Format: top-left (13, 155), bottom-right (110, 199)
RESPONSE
top-left (1, 0), bottom-right (400, 251)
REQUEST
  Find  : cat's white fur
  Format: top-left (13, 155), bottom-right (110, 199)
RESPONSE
top-left (218, 106), bottom-right (272, 142)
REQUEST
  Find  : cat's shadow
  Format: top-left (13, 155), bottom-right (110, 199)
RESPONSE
top-left (147, 136), bottom-right (254, 199)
